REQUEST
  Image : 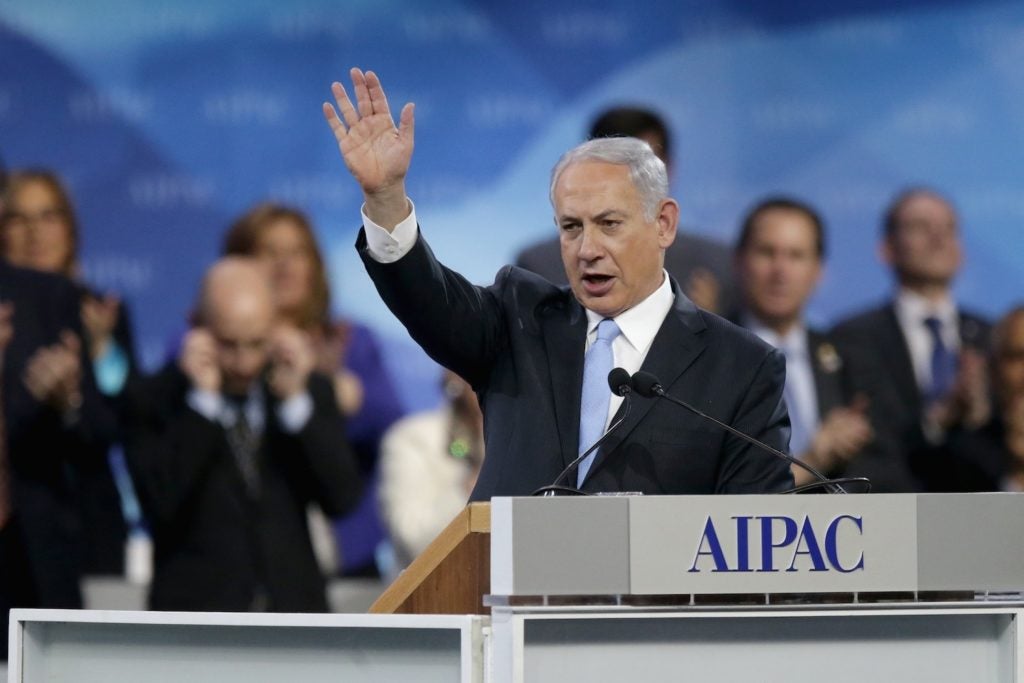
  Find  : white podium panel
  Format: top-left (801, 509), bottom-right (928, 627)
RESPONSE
top-left (7, 610), bottom-right (484, 683)
top-left (490, 603), bottom-right (1024, 683)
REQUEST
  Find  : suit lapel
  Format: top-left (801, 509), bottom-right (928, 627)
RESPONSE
top-left (540, 293), bottom-right (588, 470)
top-left (583, 284), bottom-right (708, 485)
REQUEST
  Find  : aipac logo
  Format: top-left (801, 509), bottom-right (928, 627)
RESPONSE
top-left (688, 515), bottom-right (864, 574)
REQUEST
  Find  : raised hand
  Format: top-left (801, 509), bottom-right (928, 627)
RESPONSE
top-left (323, 68), bottom-right (415, 229)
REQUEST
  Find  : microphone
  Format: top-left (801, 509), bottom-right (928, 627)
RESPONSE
top-left (630, 371), bottom-right (863, 494)
top-left (531, 368), bottom-right (633, 497)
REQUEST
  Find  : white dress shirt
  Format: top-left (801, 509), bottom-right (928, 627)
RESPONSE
top-left (893, 288), bottom-right (960, 392)
top-left (362, 200), bottom-right (677, 434)
top-left (187, 384), bottom-right (313, 434)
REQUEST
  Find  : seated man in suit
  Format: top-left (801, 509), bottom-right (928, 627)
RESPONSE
top-left (123, 258), bottom-right (361, 612)
top-left (732, 197), bottom-right (872, 487)
top-left (323, 68), bottom-right (792, 499)
top-left (831, 188), bottom-right (990, 492)
top-left (514, 106), bottom-right (736, 314)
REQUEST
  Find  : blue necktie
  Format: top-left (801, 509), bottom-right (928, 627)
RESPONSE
top-left (577, 319), bottom-right (621, 487)
top-left (924, 316), bottom-right (957, 403)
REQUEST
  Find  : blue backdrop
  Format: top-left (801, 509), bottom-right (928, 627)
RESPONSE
top-left (2, 0), bottom-right (1022, 411)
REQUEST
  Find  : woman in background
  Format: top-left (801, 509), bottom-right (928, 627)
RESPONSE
top-left (0, 169), bottom-right (131, 576)
top-left (223, 203), bottom-right (404, 575)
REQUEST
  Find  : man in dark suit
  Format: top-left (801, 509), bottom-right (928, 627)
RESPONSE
top-left (514, 106), bottom-right (736, 315)
top-left (732, 198), bottom-right (872, 488)
top-left (323, 69), bottom-right (792, 498)
top-left (123, 258), bottom-right (360, 611)
top-left (831, 188), bottom-right (990, 492)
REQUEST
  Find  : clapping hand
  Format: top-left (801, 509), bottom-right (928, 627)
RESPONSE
top-left (23, 331), bottom-right (83, 414)
top-left (323, 68), bottom-right (415, 229)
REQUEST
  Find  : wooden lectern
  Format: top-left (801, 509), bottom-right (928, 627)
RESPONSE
top-left (370, 502), bottom-right (491, 615)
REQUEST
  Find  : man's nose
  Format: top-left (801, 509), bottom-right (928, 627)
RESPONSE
top-left (577, 225), bottom-right (605, 261)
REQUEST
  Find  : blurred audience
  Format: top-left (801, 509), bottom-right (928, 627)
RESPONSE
top-left (378, 371), bottom-right (483, 571)
top-left (911, 306), bottom-right (1024, 491)
top-left (732, 198), bottom-right (872, 487)
top-left (222, 203), bottom-right (404, 576)
top-left (2, 164), bottom-right (117, 657)
top-left (1, 170), bottom-right (133, 574)
top-left (515, 106), bottom-right (737, 314)
top-left (831, 188), bottom-right (991, 492)
top-left (122, 257), bottom-right (360, 611)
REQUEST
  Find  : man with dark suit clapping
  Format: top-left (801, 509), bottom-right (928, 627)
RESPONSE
top-left (322, 69), bottom-right (793, 499)
top-left (831, 188), bottom-right (990, 492)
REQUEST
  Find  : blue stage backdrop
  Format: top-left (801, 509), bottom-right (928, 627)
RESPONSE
top-left (2, 0), bottom-right (1023, 411)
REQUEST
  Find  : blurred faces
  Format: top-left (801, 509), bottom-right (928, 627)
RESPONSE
top-left (556, 161), bottom-right (677, 318)
top-left (995, 310), bottom-right (1024, 408)
top-left (883, 192), bottom-right (962, 290)
top-left (736, 207), bottom-right (822, 331)
top-left (254, 218), bottom-right (315, 320)
top-left (1, 178), bottom-right (75, 275)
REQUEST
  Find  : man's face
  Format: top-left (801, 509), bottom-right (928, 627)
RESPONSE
top-left (996, 314), bottom-right (1024, 408)
top-left (883, 193), bottom-right (962, 287)
top-left (208, 295), bottom-right (274, 396)
top-left (555, 161), bottom-right (676, 318)
top-left (736, 208), bottom-right (822, 327)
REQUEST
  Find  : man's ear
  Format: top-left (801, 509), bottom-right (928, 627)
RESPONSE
top-left (656, 198), bottom-right (679, 249)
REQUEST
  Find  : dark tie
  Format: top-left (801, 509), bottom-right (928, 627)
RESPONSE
top-left (924, 316), bottom-right (957, 403)
top-left (225, 399), bottom-right (261, 497)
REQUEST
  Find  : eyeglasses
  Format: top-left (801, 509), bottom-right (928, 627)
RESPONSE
top-left (2, 207), bottom-right (67, 230)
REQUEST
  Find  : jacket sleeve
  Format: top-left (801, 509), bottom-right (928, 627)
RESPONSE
top-left (121, 365), bottom-right (227, 528)
top-left (357, 227), bottom-right (508, 389)
top-left (717, 347), bottom-right (795, 493)
top-left (270, 372), bottom-right (362, 518)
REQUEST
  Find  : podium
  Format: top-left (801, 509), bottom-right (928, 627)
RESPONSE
top-left (9, 494), bottom-right (1024, 682)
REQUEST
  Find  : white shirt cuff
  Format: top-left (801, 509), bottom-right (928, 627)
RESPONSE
top-left (276, 391), bottom-right (313, 433)
top-left (362, 199), bottom-right (418, 263)
top-left (187, 388), bottom-right (226, 424)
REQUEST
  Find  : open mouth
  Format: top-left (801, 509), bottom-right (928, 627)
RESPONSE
top-left (581, 273), bottom-right (614, 295)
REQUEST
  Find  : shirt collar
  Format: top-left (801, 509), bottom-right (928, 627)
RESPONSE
top-left (584, 270), bottom-right (674, 356)
top-left (894, 287), bottom-right (957, 329)
top-left (742, 312), bottom-right (809, 357)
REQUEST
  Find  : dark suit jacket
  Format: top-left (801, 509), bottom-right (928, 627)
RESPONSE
top-left (516, 231), bottom-right (739, 314)
top-left (830, 302), bottom-right (990, 492)
top-left (360, 230), bottom-right (793, 499)
top-left (123, 364), bottom-right (361, 612)
top-left (1, 262), bottom-right (115, 657)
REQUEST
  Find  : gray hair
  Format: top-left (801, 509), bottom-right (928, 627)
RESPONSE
top-left (549, 137), bottom-right (669, 221)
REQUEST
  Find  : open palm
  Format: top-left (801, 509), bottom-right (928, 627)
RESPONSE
top-left (323, 68), bottom-right (414, 196)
